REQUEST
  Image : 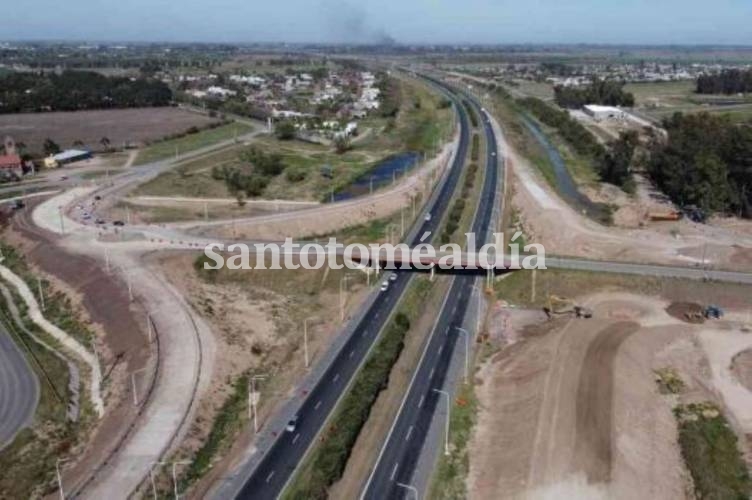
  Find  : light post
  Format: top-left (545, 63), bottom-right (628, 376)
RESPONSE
top-left (130, 366), bottom-right (148, 406)
top-left (454, 327), bottom-right (470, 384)
top-left (339, 274), bottom-right (353, 321)
top-left (396, 482), bottom-right (419, 500)
top-left (171, 461), bottom-right (191, 500)
top-left (150, 461), bottom-right (167, 500)
top-left (56, 458), bottom-right (70, 500)
top-left (432, 388), bottom-right (451, 456)
top-left (248, 374), bottom-right (267, 433)
top-left (303, 318), bottom-right (318, 368)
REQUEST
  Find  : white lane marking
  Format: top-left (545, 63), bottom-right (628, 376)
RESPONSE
top-left (418, 395), bottom-right (425, 408)
top-left (333, 373), bottom-right (340, 383)
top-left (266, 471), bottom-right (275, 483)
top-left (438, 344), bottom-right (444, 355)
top-left (429, 367), bottom-right (435, 379)
top-left (292, 433), bottom-right (300, 444)
top-left (349, 350), bottom-right (355, 358)
top-left (315, 400), bottom-right (322, 410)
top-left (406, 425), bottom-right (414, 441)
top-left (390, 463), bottom-right (399, 481)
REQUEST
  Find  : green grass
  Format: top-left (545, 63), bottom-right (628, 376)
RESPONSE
top-left (675, 403), bottom-right (751, 500)
top-left (428, 383), bottom-right (478, 500)
top-left (135, 122), bottom-right (253, 165)
top-left (282, 278), bottom-right (434, 500)
top-left (0, 241), bottom-right (97, 498)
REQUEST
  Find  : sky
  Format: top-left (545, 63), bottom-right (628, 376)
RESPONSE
top-left (4, 0), bottom-right (752, 45)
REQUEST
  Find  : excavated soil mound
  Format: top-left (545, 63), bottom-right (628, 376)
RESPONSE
top-left (666, 302), bottom-right (705, 324)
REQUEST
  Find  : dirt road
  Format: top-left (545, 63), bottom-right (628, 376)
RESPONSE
top-left (469, 292), bottom-right (752, 499)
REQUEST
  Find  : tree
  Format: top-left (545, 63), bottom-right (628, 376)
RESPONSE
top-left (599, 131), bottom-right (638, 188)
top-left (73, 139), bottom-right (85, 148)
top-left (43, 138), bottom-right (60, 156)
top-left (333, 135), bottom-right (351, 155)
top-left (275, 120), bottom-right (297, 141)
top-left (100, 137), bottom-right (111, 151)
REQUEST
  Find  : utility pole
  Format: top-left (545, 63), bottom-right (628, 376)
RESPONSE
top-left (171, 462), bottom-right (190, 500)
top-left (56, 458), bottom-right (69, 500)
top-left (339, 275), bottom-right (353, 321)
top-left (146, 313), bottom-right (154, 343)
top-left (58, 207), bottom-right (65, 234)
top-left (455, 327), bottom-right (470, 384)
top-left (38, 277), bottom-right (45, 311)
top-left (396, 482), bottom-right (420, 500)
top-left (131, 367), bottom-right (148, 406)
top-left (433, 388), bottom-right (451, 455)
top-left (248, 374), bottom-right (267, 433)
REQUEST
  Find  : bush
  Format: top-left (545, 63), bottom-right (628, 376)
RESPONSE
top-left (286, 313), bottom-right (412, 498)
top-left (275, 120), bottom-right (297, 140)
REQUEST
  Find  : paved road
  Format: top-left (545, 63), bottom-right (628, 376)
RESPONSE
top-left (227, 79), bottom-right (473, 500)
top-left (0, 316), bottom-right (39, 450)
top-left (362, 86), bottom-right (500, 499)
top-left (546, 256), bottom-right (752, 285)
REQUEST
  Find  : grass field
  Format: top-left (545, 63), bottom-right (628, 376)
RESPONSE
top-left (625, 80), bottom-right (752, 122)
top-left (134, 122), bottom-right (254, 166)
top-left (0, 107), bottom-right (221, 156)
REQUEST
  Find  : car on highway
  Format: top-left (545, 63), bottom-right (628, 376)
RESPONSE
top-left (424, 213), bottom-right (432, 222)
top-left (380, 280), bottom-right (389, 292)
top-left (286, 416), bottom-right (299, 433)
top-left (389, 273), bottom-right (397, 282)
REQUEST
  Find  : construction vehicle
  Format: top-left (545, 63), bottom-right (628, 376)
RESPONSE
top-left (704, 305), bottom-right (724, 319)
top-left (543, 295), bottom-right (593, 319)
top-left (648, 210), bottom-right (682, 222)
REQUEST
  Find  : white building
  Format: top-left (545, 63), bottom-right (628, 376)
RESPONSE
top-left (583, 104), bottom-right (626, 122)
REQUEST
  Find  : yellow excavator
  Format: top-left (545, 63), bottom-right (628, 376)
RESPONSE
top-left (543, 295), bottom-right (592, 319)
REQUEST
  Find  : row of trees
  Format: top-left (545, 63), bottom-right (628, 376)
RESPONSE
top-left (0, 70), bottom-right (172, 113)
top-left (211, 147), bottom-right (287, 198)
top-left (647, 112), bottom-right (752, 217)
top-left (519, 97), bottom-right (638, 189)
top-left (554, 78), bottom-right (635, 109)
top-left (696, 69), bottom-right (752, 95)
top-left (377, 74), bottom-right (402, 118)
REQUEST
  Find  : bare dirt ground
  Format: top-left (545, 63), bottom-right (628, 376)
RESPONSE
top-left (174, 134), bottom-right (459, 241)
top-left (148, 252), bottom-right (371, 497)
top-left (506, 142), bottom-right (752, 271)
top-left (0, 108), bottom-right (219, 154)
top-left (4, 203), bottom-right (153, 496)
top-left (469, 290), bottom-right (752, 500)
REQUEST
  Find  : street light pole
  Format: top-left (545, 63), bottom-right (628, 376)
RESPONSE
top-left (433, 388), bottom-right (451, 456)
top-left (248, 374), bottom-right (267, 433)
top-left (339, 275), bottom-right (353, 321)
top-left (171, 461), bottom-right (190, 500)
top-left (396, 482), bottom-right (420, 500)
top-left (455, 327), bottom-right (470, 384)
top-left (56, 458), bottom-right (69, 500)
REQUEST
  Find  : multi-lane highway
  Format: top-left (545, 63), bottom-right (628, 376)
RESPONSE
top-left (362, 89), bottom-right (500, 499)
top-left (227, 78), bottom-right (473, 500)
top-left (0, 317), bottom-right (39, 450)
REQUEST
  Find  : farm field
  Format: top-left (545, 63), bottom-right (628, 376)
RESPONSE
top-left (133, 121), bottom-right (253, 165)
top-left (0, 107), bottom-right (220, 155)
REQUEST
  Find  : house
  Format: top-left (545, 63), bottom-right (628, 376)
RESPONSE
top-left (583, 104), bottom-right (625, 122)
top-left (0, 154), bottom-right (22, 172)
top-left (44, 149), bottom-right (92, 168)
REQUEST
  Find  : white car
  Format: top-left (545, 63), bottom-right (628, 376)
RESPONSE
top-left (424, 213), bottom-right (432, 222)
top-left (286, 416), bottom-right (298, 433)
top-left (389, 273), bottom-right (398, 282)
top-left (380, 281), bottom-right (389, 292)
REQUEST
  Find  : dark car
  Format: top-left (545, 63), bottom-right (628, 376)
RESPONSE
top-left (113, 220), bottom-right (125, 226)
top-left (95, 218), bottom-right (105, 225)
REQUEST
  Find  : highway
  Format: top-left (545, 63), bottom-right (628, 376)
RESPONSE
top-left (362, 89), bottom-right (500, 499)
top-left (229, 79), bottom-right (473, 499)
top-left (0, 315), bottom-right (39, 450)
